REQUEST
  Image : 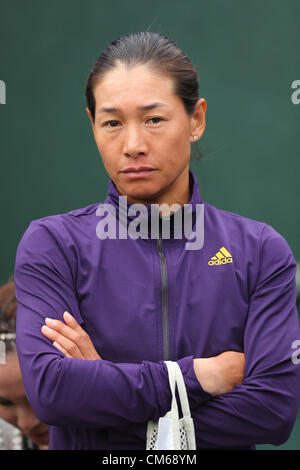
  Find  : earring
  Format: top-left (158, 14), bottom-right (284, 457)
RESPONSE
top-left (193, 135), bottom-right (197, 140)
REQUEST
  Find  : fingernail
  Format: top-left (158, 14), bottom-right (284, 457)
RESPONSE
top-left (45, 318), bottom-right (57, 326)
top-left (41, 325), bottom-right (51, 333)
top-left (63, 311), bottom-right (73, 321)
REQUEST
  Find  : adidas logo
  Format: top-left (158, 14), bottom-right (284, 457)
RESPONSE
top-left (208, 246), bottom-right (233, 266)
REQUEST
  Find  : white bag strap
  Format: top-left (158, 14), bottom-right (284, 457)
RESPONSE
top-left (164, 361), bottom-right (192, 419)
top-left (164, 361), bottom-right (179, 420)
top-left (173, 362), bottom-right (193, 419)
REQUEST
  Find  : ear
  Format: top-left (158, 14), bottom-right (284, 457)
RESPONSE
top-left (190, 98), bottom-right (207, 142)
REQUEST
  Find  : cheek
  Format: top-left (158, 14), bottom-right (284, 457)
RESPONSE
top-left (95, 137), bottom-right (119, 174)
top-left (164, 134), bottom-right (191, 170)
top-left (166, 121), bottom-right (191, 149)
top-left (101, 152), bottom-right (118, 178)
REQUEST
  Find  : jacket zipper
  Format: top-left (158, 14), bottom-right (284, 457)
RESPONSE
top-left (157, 234), bottom-right (169, 361)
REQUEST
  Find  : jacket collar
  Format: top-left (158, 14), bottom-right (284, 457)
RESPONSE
top-left (104, 169), bottom-right (203, 241)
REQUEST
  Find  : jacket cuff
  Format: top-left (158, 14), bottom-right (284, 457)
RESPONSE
top-left (177, 355), bottom-right (212, 409)
top-left (149, 356), bottom-right (212, 420)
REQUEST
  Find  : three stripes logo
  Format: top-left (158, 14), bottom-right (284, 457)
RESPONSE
top-left (208, 246), bottom-right (233, 266)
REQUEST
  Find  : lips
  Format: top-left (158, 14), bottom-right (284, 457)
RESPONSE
top-left (121, 167), bottom-right (157, 178)
top-left (122, 167), bottom-right (156, 173)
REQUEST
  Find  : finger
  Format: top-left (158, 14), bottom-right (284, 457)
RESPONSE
top-left (44, 313), bottom-right (102, 360)
top-left (53, 341), bottom-right (72, 358)
top-left (52, 341), bottom-right (72, 357)
top-left (63, 311), bottom-right (79, 328)
top-left (44, 317), bottom-right (83, 349)
top-left (45, 317), bottom-right (74, 336)
top-left (63, 311), bottom-right (101, 359)
top-left (41, 325), bottom-right (84, 359)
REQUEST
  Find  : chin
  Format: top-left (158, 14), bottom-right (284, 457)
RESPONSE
top-left (128, 188), bottom-right (163, 204)
top-left (118, 181), bottom-right (162, 204)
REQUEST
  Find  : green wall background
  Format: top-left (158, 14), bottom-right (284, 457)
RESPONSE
top-left (0, 0), bottom-right (299, 450)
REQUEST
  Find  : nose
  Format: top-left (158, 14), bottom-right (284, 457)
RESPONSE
top-left (16, 405), bottom-right (41, 435)
top-left (122, 124), bottom-right (148, 159)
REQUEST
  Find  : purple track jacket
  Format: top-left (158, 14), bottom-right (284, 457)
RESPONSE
top-left (14, 170), bottom-right (300, 449)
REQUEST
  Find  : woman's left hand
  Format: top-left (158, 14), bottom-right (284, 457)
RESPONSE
top-left (41, 311), bottom-right (102, 360)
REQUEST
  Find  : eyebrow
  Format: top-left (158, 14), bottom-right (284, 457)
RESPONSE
top-left (97, 102), bottom-right (168, 114)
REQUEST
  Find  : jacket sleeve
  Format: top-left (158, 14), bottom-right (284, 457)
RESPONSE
top-left (14, 220), bottom-right (211, 428)
top-left (176, 224), bottom-right (300, 448)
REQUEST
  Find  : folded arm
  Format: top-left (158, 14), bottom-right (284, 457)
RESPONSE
top-left (182, 224), bottom-right (300, 448)
top-left (15, 220), bottom-right (300, 447)
top-left (14, 220), bottom-right (211, 428)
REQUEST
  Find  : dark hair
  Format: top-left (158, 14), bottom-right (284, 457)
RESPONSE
top-left (0, 276), bottom-right (17, 353)
top-left (85, 31), bottom-right (199, 123)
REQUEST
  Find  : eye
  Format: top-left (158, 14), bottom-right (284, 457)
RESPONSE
top-left (0, 398), bottom-right (13, 407)
top-left (103, 120), bottom-right (121, 128)
top-left (147, 117), bottom-right (164, 125)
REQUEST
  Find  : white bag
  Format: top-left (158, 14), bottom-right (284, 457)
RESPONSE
top-left (146, 361), bottom-right (196, 450)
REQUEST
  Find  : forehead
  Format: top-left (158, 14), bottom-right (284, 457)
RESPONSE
top-left (93, 63), bottom-right (178, 110)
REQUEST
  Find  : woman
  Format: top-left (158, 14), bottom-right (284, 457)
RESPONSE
top-left (14, 32), bottom-right (300, 450)
top-left (0, 277), bottom-right (49, 450)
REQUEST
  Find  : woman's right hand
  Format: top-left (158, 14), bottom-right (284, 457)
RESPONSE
top-left (193, 351), bottom-right (245, 396)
